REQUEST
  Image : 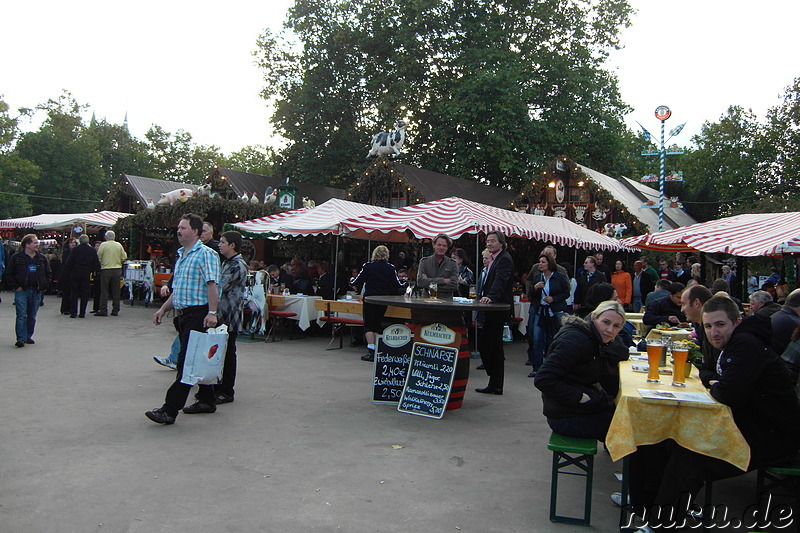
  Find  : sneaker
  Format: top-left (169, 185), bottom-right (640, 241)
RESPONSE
top-left (183, 401), bottom-right (216, 414)
top-left (610, 491), bottom-right (631, 507)
top-left (153, 356), bottom-right (177, 370)
top-left (145, 408), bottom-right (176, 424)
top-left (216, 393), bottom-right (234, 404)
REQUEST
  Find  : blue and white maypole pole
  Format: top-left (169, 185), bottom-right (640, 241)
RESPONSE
top-left (655, 106), bottom-right (671, 232)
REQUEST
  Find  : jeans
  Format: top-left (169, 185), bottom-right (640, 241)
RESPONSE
top-left (632, 296), bottom-right (643, 313)
top-left (168, 335), bottom-right (181, 364)
top-left (526, 309), bottom-right (563, 371)
top-left (15, 288), bottom-right (41, 342)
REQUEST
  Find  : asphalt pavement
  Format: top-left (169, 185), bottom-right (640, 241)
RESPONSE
top-left (0, 295), bottom-right (783, 532)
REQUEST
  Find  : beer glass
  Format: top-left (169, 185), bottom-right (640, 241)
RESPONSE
top-left (671, 346), bottom-right (689, 387)
top-left (469, 284), bottom-right (477, 299)
top-left (428, 282), bottom-right (438, 299)
top-left (646, 340), bottom-right (662, 383)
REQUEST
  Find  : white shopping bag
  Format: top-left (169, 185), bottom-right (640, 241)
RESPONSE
top-left (181, 325), bottom-right (229, 386)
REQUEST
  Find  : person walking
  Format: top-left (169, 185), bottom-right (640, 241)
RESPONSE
top-left (59, 238), bottom-right (77, 315)
top-left (66, 235), bottom-right (101, 318)
top-left (96, 230), bottom-right (127, 316)
top-left (7, 234), bottom-right (52, 348)
top-left (146, 214), bottom-right (221, 425)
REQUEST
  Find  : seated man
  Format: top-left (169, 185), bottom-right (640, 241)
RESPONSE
top-left (645, 279), bottom-right (670, 306)
top-left (642, 282), bottom-right (686, 326)
top-left (679, 284), bottom-right (718, 387)
top-left (629, 295), bottom-right (800, 533)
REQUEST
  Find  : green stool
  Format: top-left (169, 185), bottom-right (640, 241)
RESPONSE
top-left (756, 454), bottom-right (800, 511)
top-left (548, 432), bottom-right (598, 526)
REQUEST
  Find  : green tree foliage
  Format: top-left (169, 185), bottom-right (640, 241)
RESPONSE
top-left (222, 144), bottom-right (276, 176)
top-left (758, 77), bottom-right (800, 204)
top-left (256, 0), bottom-right (633, 189)
top-left (680, 106), bottom-right (764, 221)
top-left (86, 117), bottom-right (156, 185)
top-left (0, 96), bottom-right (39, 217)
top-left (145, 125), bottom-right (222, 184)
top-left (14, 92), bottom-right (104, 214)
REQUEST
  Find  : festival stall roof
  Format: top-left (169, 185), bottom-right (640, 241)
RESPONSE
top-left (340, 196), bottom-right (627, 250)
top-left (620, 211), bottom-right (800, 257)
top-left (231, 198), bottom-right (386, 237)
top-left (118, 175), bottom-right (199, 210)
top-left (578, 164), bottom-right (697, 233)
top-left (394, 163), bottom-right (516, 208)
top-left (210, 168), bottom-right (346, 205)
top-left (0, 211), bottom-right (133, 232)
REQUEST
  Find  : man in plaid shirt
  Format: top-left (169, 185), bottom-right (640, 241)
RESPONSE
top-left (146, 214), bottom-right (221, 425)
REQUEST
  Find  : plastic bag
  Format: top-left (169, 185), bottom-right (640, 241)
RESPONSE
top-left (181, 325), bottom-right (229, 386)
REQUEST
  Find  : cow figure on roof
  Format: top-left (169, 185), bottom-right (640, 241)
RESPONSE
top-left (367, 120), bottom-right (406, 159)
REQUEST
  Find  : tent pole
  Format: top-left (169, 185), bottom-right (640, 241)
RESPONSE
top-left (472, 234), bottom-right (480, 358)
top-left (333, 235), bottom-right (340, 300)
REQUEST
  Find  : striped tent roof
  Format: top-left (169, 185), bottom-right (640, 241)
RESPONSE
top-left (0, 211), bottom-right (133, 232)
top-left (231, 199), bottom-right (386, 237)
top-left (620, 211), bottom-right (800, 256)
top-left (341, 197), bottom-right (627, 250)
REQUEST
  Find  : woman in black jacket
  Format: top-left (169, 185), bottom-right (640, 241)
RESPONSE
top-left (534, 300), bottom-right (629, 440)
top-left (526, 254), bottom-right (570, 377)
top-left (351, 245), bottom-right (405, 362)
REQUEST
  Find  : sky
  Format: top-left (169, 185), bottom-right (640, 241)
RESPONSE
top-left (2, 0), bottom-right (798, 155)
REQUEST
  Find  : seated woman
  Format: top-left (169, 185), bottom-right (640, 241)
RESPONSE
top-left (534, 300), bottom-right (629, 441)
top-left (577, 282), bottom-right (636, 347)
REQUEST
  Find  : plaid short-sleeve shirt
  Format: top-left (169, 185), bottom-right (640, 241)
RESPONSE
top-left (172, 240), bottom-right (221, 309)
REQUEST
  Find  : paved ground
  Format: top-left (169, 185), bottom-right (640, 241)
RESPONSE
top-left (0, 295), bottom-right (793, 532)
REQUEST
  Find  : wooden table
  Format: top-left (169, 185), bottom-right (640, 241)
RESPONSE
top-left (314, 299), bottom-right (411, 322)
top-left (266, 294), bottom-right (322, 331)
top-left (607, 359), bottom-right (750, 471)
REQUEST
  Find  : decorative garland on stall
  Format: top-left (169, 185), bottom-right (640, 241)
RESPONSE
top-left (346, 156), bottom-right (424, 207)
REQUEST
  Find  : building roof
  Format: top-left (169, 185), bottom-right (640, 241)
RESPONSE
top-left (119, 175), bottom-right (199, 209)
top-left (578, 164), bottom-right (697, 233)
top-left (394, 164), bottom-right (516, 208)
top-left (210, 168), bottom-right (346, 204)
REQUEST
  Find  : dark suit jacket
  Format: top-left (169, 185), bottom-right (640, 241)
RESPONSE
top-left (482, 249), bottom-right (514, 307)
top-left (66, 243), bottom-right (101, 277)
top-left (574, 270), bottom-right (607, 306)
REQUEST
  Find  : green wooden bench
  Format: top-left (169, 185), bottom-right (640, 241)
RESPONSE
top-left (756, 454), bottom-right (800, 509)
top-left (548, 432), bottom-right (598, 526)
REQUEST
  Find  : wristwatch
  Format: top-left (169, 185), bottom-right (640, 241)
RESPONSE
top-left (208, 311), bottom-right (217, 315)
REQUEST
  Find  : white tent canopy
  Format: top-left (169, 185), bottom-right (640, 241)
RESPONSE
top-left (0, 211), bottom-right (133, 233)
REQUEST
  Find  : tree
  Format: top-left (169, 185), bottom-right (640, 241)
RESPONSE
top-left (680, 106), bottom-right (762, 221)
top-left (14, 92), bottom-right (103, 214)
top-left (0, 96), bottom-right (39, 218)
top-left (256, 0), bottom-right (634, 189)
top-left (86, 117), bottom-right (156, 185)
top-left (222, 145), bottom-right (276, 176)
top-left (145, 125), bottom-right (223, 183)
top-left (758, 77), bottom-right (800, 205)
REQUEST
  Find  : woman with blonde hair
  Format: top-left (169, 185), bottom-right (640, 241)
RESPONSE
top-left (351, 245), bottom-right (406, 362)
top-left (534, 300), bottom-right (629, 440)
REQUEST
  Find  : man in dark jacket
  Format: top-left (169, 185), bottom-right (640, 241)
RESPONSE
top-left (266, 264), bottom-right (294, 294)
top-left (629, 295), bottom-right (800, 530)
top-left (680, 284), bottom-right (719, 387)
top-left (66, 235), bottom-right (101, 318)
top-left (631, 260), bottom-right (655, 312)
top-left (771, 289), bottom-right (800, 354)
top-left (642, 282), bottom-right (686, 326)
top-left (475, 231), bottom-right (514, 395)
top-left (573, 256), bottom-right (607, 309)
top-left (7, 234), bottom-right (52, 348)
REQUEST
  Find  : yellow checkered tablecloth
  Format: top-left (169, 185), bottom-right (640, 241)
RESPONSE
top-left (606, 360), bottom-right (750, 471)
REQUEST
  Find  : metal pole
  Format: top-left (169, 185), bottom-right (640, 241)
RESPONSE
top-left (333, 235), bottom-right (340, 299)
top-left (659, 119), bottom-right (666, 232)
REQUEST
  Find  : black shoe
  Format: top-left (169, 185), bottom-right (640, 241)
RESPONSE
top-left (525, 360), bottom-right (533, 366)
top-left (216, 394), bottom-right (234, 404)
top-left (79, 315), bottom-right (86, 318)
top-left (70, 314), bottom-right (76, 318)
top-left (145, 408), bottom-right (176, 424)
top-left (15, 340), bottom-right (25, 348)
top-left (90, 310), bottom-right (98, 314)
top-left (360, 353), bottom-right (374, 362)
top-left (25, 338), bottom-right (34, 344)
top-left (475, 386), bottom-right (503, 395)
top-left (476, 364), bottom-right (485, 370)
top-left (110, 311), bottom-right (118, 316)
top-left (528, 371), bottom-right (537, 378)
top-left (183, 401), bottom-right (216, 414)
top-left (95, 312), bottom-right (108, 317)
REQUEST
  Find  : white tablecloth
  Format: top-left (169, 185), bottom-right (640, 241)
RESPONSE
top-left (514, 301), bottom-right (531, 335)
top-left (271, 295), bottom-right (322, 331)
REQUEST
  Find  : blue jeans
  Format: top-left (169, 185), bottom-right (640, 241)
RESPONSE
top-left (168, 335), bottom-right (181, 364)
top-left (15, 288), bottom-right (41, 342)
top-left (526, 308), bottom-right (563, 371)
top-left (632, 296), bottom-right (643, 313)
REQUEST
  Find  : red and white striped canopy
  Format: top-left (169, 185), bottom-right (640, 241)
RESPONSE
top-left (340, 196), bottom-right (627, 250)
top-left (620, 212), bottom-right (800, 256)
top-left (232, 199), bottom-right (386, 237)
top-left (0, 211), bottom-right (133, 232)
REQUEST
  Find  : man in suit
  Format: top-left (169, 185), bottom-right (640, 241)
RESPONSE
top-left (573, 256), bottom-right (607, 310)
top-left (475, 231), bottom-right (514, 395)
top-left (631, 260), bottom-right (655, 312)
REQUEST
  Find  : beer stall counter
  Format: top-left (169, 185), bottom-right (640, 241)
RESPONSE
top-left (364, 295), bottom-right (510, 418)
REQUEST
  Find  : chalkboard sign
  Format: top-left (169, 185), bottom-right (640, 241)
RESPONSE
top-left (397, 342), bottom-right (459, 419)
top-left (372, 325), bottom-right (413, 404)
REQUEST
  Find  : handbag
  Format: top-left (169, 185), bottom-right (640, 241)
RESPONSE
top-left (181, 324), bottom-right (229, 386)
